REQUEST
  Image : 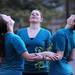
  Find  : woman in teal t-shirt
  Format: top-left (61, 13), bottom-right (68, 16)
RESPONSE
top-left (49, 15), bottom-right (75, 75)
top-left (0, 14), bottom-right (44, 75)
top-left (17, 9), bottom-right (52, 75)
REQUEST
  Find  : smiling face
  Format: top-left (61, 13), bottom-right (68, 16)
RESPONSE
top-left (29, 10), bottom-right (43, 24)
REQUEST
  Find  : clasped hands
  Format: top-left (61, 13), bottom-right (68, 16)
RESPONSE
top-left (34, 51), bottom-right (60, 61)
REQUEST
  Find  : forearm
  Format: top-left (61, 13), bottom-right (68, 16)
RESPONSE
top-left (68, 49), bottom-right (75, 62)
top-left (39, 51), bottom-right (64, 61)
top-left (22, 51), bottom-right (43, 61)
top-left (37, 51), bottom-right (58, 61)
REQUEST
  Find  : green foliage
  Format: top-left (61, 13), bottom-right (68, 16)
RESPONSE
top-left (0, 0), bottom-right (73, 29)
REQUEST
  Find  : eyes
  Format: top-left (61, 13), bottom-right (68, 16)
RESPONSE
top-left (31, 12), bottom-right (40, 16)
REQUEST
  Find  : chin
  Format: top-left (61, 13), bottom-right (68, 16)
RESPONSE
top-left (30, 20), bottom-right (38, 23)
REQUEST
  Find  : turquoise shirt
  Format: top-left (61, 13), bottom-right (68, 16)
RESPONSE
top-left (17, 28), bottom-right (52, 73)
top-left (49, 28), bottom-right (75, 75)
top-left (0, 33), bottom-right (27, 71)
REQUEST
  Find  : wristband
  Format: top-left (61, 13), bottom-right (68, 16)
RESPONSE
top-left (43, 55), bottom-right (46, 60)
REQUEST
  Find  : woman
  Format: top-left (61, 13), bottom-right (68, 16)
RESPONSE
top-left (48, 15), bottom-right (75, 75)
top-left (0, 14), bottom-right (45, 75)
top-left (17, 9), bottom-right (52, 75)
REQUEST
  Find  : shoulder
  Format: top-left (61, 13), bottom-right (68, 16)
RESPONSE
top-left (41, 28), bottom-right (52, 35)
top-left (55, 28), bottom-right (66, 36)
top-left (10, 34), bottom-right (26, 47)
top-left (52, 28), bottom-right (66, 40)
top-left (41, 28), bottom-right (50, 33)
top-left (11, 33), bottom-right (23, 42)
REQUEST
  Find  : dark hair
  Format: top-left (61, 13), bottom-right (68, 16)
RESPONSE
top-left (0, 15), bottom-right (7, 58)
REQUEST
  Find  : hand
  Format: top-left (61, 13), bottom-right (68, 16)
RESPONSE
top-left (45, 54), bottom-right (59, 61)
top-left (41, 51), bottom-right (59, 61)
top-left (34, 53), bottom-right (43, 61)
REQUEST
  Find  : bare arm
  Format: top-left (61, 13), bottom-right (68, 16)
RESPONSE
top-left (36, 51), bottom-right (59, 61)
top-left (21, 51), bottom-right (43, 61)
top-left (43, 49), bottom-right (75, 62)
top-left (71, 48), bottom-right (75, 60)
top-left (68, 48), bottom-right (75, 62)
top-left (21, 50), bottom-right (62, 61)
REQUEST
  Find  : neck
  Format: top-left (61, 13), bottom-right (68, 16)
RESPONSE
top-left (7, 26), bottom-right (14, 33)
top-left (65, 24), bottom-right (72, 29)
top-left (7, 29), bottom-right (13, 33)
top-left (29, 23), bottom-right (41, 30)
top-left (7, 31), bottom-right (13, 34)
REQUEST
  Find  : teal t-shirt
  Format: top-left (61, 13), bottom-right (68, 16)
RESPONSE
top-left (0, 33), bottom-right (27, 71)
top-left (17, 28), bottom-right (52, 73)
top-left (49, 28), bottom-right (75, 75)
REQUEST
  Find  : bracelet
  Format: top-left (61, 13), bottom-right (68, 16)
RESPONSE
top-left (34, 53), bottom-right (47, 60)
top-left (43, 55), bottom-right (46, 60)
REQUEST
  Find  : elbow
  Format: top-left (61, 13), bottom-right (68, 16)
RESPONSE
top-left (25, 54), bottom-right (34, 61)
top-left (22, 52), bottom-right (34, 61)
top-left (25, 57), bottom-right (34, 61)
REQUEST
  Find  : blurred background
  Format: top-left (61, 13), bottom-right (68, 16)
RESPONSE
top-left (0, 0), bottom-right (75, 32)
top-left (0, 0), bottom-right (75, 74)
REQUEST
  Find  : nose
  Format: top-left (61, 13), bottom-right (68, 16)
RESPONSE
top-left (32, 13), bottom-right (36, 16)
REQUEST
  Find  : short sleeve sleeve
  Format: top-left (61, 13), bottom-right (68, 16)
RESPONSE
top-left (11, 35), bottom-right (27, 55)
top-left (52, 32), bottom-right (66, 51)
